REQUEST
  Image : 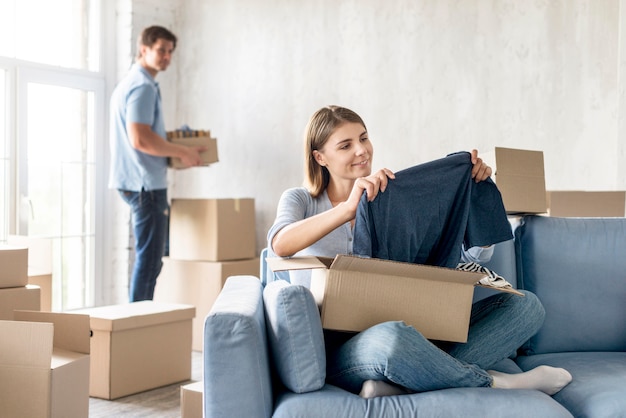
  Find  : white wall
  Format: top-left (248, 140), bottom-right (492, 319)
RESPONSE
top-left (114, 0), bottom-right (626, 276)
top-left (159, 0), bottom-right (626, 254)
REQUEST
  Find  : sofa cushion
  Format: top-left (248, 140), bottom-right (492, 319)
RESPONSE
top-left (517, 352), bottom-right (626, 418)
top-left (515, 216), bottom-right (626, 354)
top-left (263, 279), bottom-right (326, 393)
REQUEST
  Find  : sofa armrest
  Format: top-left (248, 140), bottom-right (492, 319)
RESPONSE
top-left (203, 275), bottom-right (273, 418)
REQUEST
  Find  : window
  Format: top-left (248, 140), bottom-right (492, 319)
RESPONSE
top-left (1, 0), bottom-right (106, 310)
top-left (0, 0), bottom-right (100, 71)
top-left (0, 69), bottom-right (8, 240)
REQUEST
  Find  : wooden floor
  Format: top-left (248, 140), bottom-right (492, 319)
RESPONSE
top-left (88, 350), bottom-right (202, 418)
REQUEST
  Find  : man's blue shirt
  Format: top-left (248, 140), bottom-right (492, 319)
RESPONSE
top-left (108, 63), bottom-right (168, 191)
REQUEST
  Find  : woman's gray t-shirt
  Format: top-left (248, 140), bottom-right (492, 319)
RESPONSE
top-left (266, 187), bottom-right (354, 287)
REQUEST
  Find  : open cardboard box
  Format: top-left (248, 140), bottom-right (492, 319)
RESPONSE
top-left (268, 255), bottom-right (522, 343)
top-left (0, 310), bottom-right (90, 418)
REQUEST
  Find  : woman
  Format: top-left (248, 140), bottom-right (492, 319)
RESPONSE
top-left (267, 105), bottom-right (572, 398)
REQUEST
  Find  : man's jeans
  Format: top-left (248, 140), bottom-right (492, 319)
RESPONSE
top-left (119, 189), bottom-right (169, 302)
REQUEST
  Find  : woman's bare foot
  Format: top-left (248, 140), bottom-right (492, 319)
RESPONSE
top-left (488, 365), bottom-right (572, 395)
top-left (359, 379), bottom-right (408, 398)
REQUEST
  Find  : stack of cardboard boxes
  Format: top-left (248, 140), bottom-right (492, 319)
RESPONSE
top-left (0, 245), bottom-right (91, 418)
top-left (7, 235), bottom-right (53, 311)
top-left (0, 244), bottom-right (40, 319)
top-left (484, 146), bottom-right (626, 218)
top-left (155, 198), bottom-right (260, 352)
top-left (154, 198), bottom-right (260, 418)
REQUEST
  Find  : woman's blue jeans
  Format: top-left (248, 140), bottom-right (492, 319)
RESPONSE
top-left (326, 290), bottom-right (545, 393)
top-left (118, 189), bottom-right (169, 302)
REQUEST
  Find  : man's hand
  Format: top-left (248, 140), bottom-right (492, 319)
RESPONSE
top-left (178, 145), bottom-right (207, 168)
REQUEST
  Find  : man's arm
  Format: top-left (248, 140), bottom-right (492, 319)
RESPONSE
top-left (128, 122), bottom-right (205, 167)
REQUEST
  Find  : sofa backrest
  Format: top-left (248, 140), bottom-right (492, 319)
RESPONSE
top-left (515, 215), bottom-right (626, 354)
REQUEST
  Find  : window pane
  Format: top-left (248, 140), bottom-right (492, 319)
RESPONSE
top-left (27, 82), bottom-right (95, 309)
top-left (55, 235), bottom-right (94, 310)
top-left (0, 69), bottom-right (7, 240)
top-left (2, 0), bottom-right (100, 71)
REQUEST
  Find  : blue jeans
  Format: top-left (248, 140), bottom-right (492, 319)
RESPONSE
top-left (326, 290), bottom-right (545, 393)
top-left (118, 189), bottom-right (169, 302)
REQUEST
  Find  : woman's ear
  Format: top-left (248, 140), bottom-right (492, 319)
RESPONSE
top-left (313, 150), bottom-right (326, 166)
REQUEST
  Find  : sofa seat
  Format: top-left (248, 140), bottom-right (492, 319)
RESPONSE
top-left (274, 384), bottom-right (573, 418)
top-left (516, 352), bottom-right (626, 418)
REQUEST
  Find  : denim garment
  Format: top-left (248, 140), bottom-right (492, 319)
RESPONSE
top-left (119, 189), bottom-right (169, 301)
top-left (353, 151), bottom-right (513, 268)
top-left (326, 290), bottom-right (545, 393)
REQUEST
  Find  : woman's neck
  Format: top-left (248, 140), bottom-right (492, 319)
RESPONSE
top-left (326, 179), bottom-right (354, 207)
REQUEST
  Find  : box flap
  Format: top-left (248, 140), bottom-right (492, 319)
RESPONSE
top-left (51, 346), bottom-right (88, 369)
top-left (0, 320), bottom-right (53, 368)
top-left (14, 310), bottom-right (91, 354)
top-left (266, 256), bottom-right (334, 272)
top-left (72, 301), bottom-right (196, 332)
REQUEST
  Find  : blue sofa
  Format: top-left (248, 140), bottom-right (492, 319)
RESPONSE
top-left (203, 215), bottom-right (626, 417)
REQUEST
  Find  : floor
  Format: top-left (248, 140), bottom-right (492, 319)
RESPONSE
top-left (88, 350), bottom-right (202, 418)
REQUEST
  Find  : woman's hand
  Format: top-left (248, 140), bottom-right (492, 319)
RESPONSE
top-left (348, 168), bottom-right (396, 206)
top-left (470, 149), bottom-right (492, 182)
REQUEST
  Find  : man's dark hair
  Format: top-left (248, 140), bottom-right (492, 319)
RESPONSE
top-left (136, 26), bottom-right (177, 59)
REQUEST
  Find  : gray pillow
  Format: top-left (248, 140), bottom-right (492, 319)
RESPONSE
top-left (263, 280), bottom-right (325, 393)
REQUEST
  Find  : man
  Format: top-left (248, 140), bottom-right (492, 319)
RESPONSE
top-left (109, 25), bottom-right (204, 302)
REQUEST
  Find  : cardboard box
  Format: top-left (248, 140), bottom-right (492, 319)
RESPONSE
top-left (180, 381), bottom-right (203, 418)
top-left (6, 236), bottom-right (54, 310)
top-left (0, 244), bottom-right (28, 288)
top-left (0, 311), bottom-right (90, 418)
top-left (169, 198), bottom-right (257, 261)
top-left (72, 301), bottom-right (195, 400)
top-left (169, 135), bottom-right (219, 169)
top-left (154, 256), bottom-right (260, 351)
top-left (482, 147), bottom-right (547, 214)
top-left (29, 270), bottom-right (53, 311)
top-left (547, 191), bottom-right (626, 217)
top-left (0, 284), bottom-right (41, 319)
top-left (7, 234), bottom-right (53, 273)
top-left (268, 255), bottom-right (521, 343)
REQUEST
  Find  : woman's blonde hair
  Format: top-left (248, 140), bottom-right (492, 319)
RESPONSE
top-left (304, 106), bottom-right (367, 197)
